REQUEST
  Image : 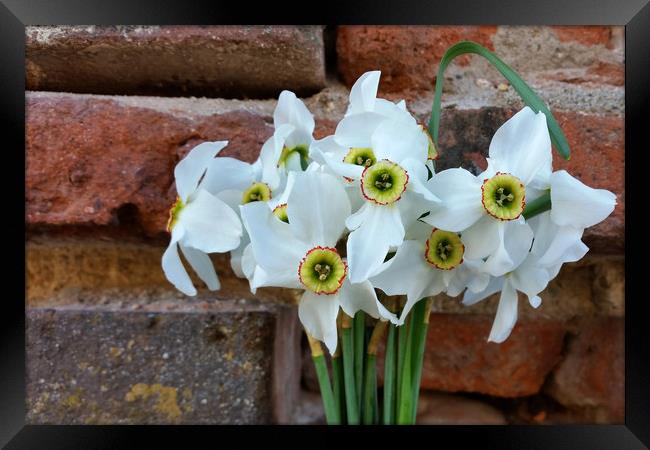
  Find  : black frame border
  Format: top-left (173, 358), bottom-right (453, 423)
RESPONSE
top-left (3, 0), bottom-right (648, 448)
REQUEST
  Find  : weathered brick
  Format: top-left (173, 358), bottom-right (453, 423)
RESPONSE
top-left (545, 317), bottom-right (624, 423)
top-left (416, 393), bottom-right (507, 424)
top-left (26, 26), bottom-right (326, 98)
top-left (25, 92), bottom-right (336, 238)
top-left (433, 107), bottom-right (624, 252)
top-left (26, 237), bottom-right (300, 305)
top-left (26, 300), bottom-right (301, 424)
top-left (551, 26), bottom-right (614, 48)
top-left (409, 314), bottom-right (566, 397)
top-left (336, 26), bottom-right (497, 94)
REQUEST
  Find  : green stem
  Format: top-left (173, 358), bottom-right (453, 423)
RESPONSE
top-left (395, 314), bottom-right (409, 420)
top-left (428, 41), bottom-right (571, 160)
top-left (331, 355), bottom-right (346, 424)
top-left (397, 317), bottom-right (415, 424)
top-left (353, 312), bottom-right (365, 412)
top-left (409, 299), bottom-right (433, 423)
top-left (341, 322), bottom-right (360, 424)
top-left (522, 190), bottom-right (551, 220)
top-left (362, 353), bottom-right (377, 424)
top-left (382, 323), bottom-right (397, 425)
top-left (311, 354), bottom-right (341, 424)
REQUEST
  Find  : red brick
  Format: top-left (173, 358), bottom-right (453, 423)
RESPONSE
top-left (410, 314), bottom-right (565, 397)
top-left (552, 26), bottom-right (613, 48)
top-left (26, 93), bottom-right (274, 236)
top-left (337, 26), bottom-right (497, 94)
top-left (26, 26), bottom-right (325, 98)
top-left (546, 318), bottom-right (624, 423)
top-left (554, 112), bottom-right (624, 252)
top-left (417, 393), bottom-right (507, 424)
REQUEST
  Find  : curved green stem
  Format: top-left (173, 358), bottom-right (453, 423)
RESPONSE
top-left (428, 41), bottom-right (571, 160)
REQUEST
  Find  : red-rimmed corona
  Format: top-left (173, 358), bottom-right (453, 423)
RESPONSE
top-left (480, 172), bottom-right (526, 221)
top-left (298, 246), bottom-right (348, 295)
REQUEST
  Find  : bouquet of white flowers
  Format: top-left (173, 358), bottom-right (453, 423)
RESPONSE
top-left (160, 42), bottom-right (616, 425)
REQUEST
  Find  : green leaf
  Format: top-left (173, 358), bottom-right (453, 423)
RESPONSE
top-left (428, 41), bottom-right (571, 160)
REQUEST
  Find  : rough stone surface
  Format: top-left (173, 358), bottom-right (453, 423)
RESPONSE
top-left (546, 318), bottom-right (624, 423)
top-left (26, 301), bottom-right (301, 424)
top-left (26, 26), bottom-right (326, 98)
top-left (26, 237), bottom-right (300, 305)
top-left (410, 314), bottom-right (566, 397)
top-left (337, 26), bottom-right (497, 94)
top-left (416, 392), bottom-right (507, 425)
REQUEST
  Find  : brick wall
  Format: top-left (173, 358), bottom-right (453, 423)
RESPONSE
top-left (25, 25), bottom-right (624, 424)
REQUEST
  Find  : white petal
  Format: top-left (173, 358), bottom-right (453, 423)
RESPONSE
top-left (462, 276), bottom-right (504, 306)
top-left (488, 107), bottom-right (552, 185)
top-left (240, 201), bottom-right (307, 275)
top-left (284, 150), bottom-right (303, 171)
top-left (268, 170), bottom-right (297, 210)
top-left (373, 99), bottom-right (417, 125)
top-left (401, 158), bottom-right (441, 203)
top-left (371, 119), bottom-right (428, 163)
top-left (346, 204), bottom-right (405, 283)
top-left (480, 220), bottom-right (533, 277)
top-left (338, 280), bottom-right (397, 323)
top-left (274, 90), bottom-right (315, 135)
top-left (420, 168), bottom-right (484, 232)
top-left (162, 226), bottom-right (196, 296)
top-left (180, 244), bottom-right (220, 291)
top-left (180, 189), bottom-right (242, 254)
top-left (397, 191), bottom-right (435, 231)
top-left (259, 123), bottom-right (296, 190)
top-left (335, 112), bottom-right (388, 148)
top-left (287, 171), bottom-right (351, 247)
top-left (549, 170), bottom-right (617, 228)
top-left (347, 70), bottom-right (380, 115)
top-left (488, 279), bottom-right (519, 343)
top-left (201, 157), bottom-right (255, 195)
top-left (298, 291), bottom-right (341, 355)
top-left (370, 240), bottom-right (431, 300)
top-left (461, 215), bottom-right (500, 260)
top-left (174, 141), bottom-right (227, 202)
top-left (241, 242), bottom-right (257, 280)
top-left (229, 234), bottom-right (250, 278)
top-left (510, 258), bottom-right (550, 306)
top-left (311, 144), bottom-right (364, 180)
top-left (529, 213), bottom-right (589, 266)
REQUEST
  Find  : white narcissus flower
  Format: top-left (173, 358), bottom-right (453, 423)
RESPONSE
top-left (370, 220), bottom-right (489, 324)
top-left (341, 117), bottom-right (441, 283)
top-left (463, 177), bottom-right (616, 343)
top-left (241, 170), bottom-right (397, 354)
top-left (162, 141), bottom-right (243, 296)
top-left (422, 106), bottom-right (551, 277)
top-left (259, 90), bottom-right (315, 189)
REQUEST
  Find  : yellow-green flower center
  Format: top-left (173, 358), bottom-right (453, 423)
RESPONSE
top-left (481, 172), bottom-right (526, 220)
top-left (166, 196), bottom-right (184, 232)
top-left (343, 147), bottom-right (376, 168)
top-left (278, 144), bottom-right (309, 170)
top-left (424, 229), bottom-right (464, 270)
top-left (298, 246), bottom-right (347, 295)
top-left (360, 159), bottom-right (409, 205)
top-left (242, 182), bottom-right (272, 204)
top-left (272, 203), bottom-right (289, 223)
